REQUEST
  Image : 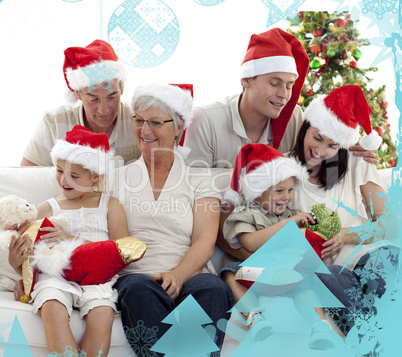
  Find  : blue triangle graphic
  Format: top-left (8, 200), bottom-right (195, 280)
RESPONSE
top-left (4, 315), bottom-right (33, 357)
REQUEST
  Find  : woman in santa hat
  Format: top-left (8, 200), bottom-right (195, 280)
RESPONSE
top-left (110, 83), bottom-right (233, 356)
top-left (289, 85), bottom-right (399, 338)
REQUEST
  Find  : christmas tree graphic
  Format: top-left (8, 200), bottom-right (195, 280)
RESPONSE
top-left (151, 295), bottom-right (219, 356)
top-left (228, 220), bottom-right (346, 356)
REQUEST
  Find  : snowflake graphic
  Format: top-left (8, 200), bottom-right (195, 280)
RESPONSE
top-left (193, 0), bottom-right (226, 5)
top-left (325, 307), bottom-right (343, 318)
top-left (354, 266), bottom-right (378, 286)
top-left (361, 0), bottom-right (399, 20)
top-left (47, 346), bottom-right (80, 357)
top-left (346, 286), bottom-right (363, 302)
top-left (260, 0), bottom-right (305, 27)
top-left (123, 321), bottom-right (159, 357)
top-left (331, 0), bottom-right (362, 20)
top-left (363, 292), bottom-right (377, 308)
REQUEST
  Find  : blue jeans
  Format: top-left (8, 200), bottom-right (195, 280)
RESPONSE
top-left (115, 273), bottom-right (234, 356)
top-left (317, 246), bottom-right (399, 336)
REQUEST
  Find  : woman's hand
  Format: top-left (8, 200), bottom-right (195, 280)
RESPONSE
top-left (150, 271), bottom-right (185, 301)
top-left (321, 233), bottom-right (344, 260)
top-left (349, 143), bottom-right (379, 165)
top-left (293, 212), bottom-right (315, 227)
top-left (8, 234), bottom-right (31, 275)
top-left (38, 226), bottom-right (75, 244)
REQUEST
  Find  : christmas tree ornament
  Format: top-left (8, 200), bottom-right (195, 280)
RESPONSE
top-left (389, 160), bottom-right (395, 167)
top-left (310, 59), bottom-right (321, 69)
top-left (313, 29), bottom-right (323, 37)
top-left (354, 49), bottom-right (362, 60)
top-left (350, 61), bottom-right (357, 68)
top-left (310, 43), bottom-right (322, 54)
top-left (386, 123), bottom-right (391, 130)
top-left (306, 89), bottom-right (314, 96)
top-left (318, 57), bottom-right (326, 66)
top-left (326, 49), bottom-right (336, 57)
top-left (376, 127), bottom-right (384, 136)
top-left (380, 102), bottom-right (388, 110)
top-left (378, 149), bottom-right (384, 157)
top-left (333, 18), bottom-right (346, 28)
top-left (297, 95), bottom-right (305, 105)
top-left (108, 0), bottom-right (180, 68)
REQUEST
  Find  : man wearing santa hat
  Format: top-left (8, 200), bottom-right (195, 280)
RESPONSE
top-left (21, 40), bottom-right (141, 167)
top-left (183, 28), bottom-right (379, 168)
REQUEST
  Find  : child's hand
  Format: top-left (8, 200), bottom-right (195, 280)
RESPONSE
top-left (9, 234), bottom-right (31, 275)
top-left (293, 212), bottom-right (315, 227)
top-left (13, 279), bottom-right (25, 302)
top-left (39, 227), bottom-right (75, 243)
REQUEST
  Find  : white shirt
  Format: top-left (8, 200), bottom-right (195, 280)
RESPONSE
top-left (183, 94), bottom-right (303, 168)
top-left (109, 154), bottom-right (223, 276)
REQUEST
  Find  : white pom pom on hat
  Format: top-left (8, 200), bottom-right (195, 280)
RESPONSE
top-left (304, 85), bottom-right (382, 150)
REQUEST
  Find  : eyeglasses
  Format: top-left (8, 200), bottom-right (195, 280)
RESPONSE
top-left (132, 116), bottom-right (174, 129)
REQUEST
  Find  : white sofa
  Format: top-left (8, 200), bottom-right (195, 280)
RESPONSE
top-left (0, 165), bottom-right (393, 356)
top-left (0, 166), bottom-right (133, 356)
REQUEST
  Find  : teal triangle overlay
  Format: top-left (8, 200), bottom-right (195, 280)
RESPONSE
top-left (151, 295), bottom-right (219, 356)
top-left (231, 220), bottom-right (344, 315)
top-left (4, 315), bottom-right (33, 357)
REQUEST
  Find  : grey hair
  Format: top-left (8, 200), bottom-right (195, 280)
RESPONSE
top-left (133, 96), bottom-right (185, 145)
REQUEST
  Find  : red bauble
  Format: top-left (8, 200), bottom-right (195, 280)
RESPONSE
top-left (389, 160), bottom-right (396, 167)
top-left (334, 18), bottom-right (346, 28)
top-left (376, 127), bottom-right (384, 136)
top-left (313, 29), bottom-right (323, 37)
top-left (380, 102), bottom-right (388, 110)
top-left (299, 11), bottom-right (304, 19)
top-left (310, 43), bottom-right (322, 54)
top-left (306, 90), bottom-right (314, 97)
top-left (350, 61), bottom-right (357, 68)
top-left (386, 123), bottom-right (391, 129)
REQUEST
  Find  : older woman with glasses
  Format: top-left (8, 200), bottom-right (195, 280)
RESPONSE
top-left (110, 83), bottom-right (233, 356)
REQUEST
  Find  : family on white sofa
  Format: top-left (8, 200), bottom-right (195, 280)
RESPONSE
top-left (0, 164), bottom-right (393, 356)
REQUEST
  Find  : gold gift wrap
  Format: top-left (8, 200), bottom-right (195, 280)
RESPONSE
top-left (115, 236), bottom-right (147, 264)
top-left (21, 219), bottom-right (45, 303)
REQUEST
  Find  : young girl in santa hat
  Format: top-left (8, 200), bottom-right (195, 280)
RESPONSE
top-left (289, 85), bottom-right (399, 339)
top-left (12, 125), bottom-right (130, 356)
top-left (222, 143), bottom-right (344, 350)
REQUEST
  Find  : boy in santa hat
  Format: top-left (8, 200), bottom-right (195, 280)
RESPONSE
top-left (21, 40), bottom-right (141, 167)
top-left (221, 143), bottom-right (344, 350)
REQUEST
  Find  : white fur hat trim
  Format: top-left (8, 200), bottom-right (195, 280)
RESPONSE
top-left (225, 157), bottom-right (305, 205)
top-left (131, 83), bottom-right (193, 128)
top-left (51, 140), bottom-right (112, 175)
top-left (304, 95), bottom-right (360, 149)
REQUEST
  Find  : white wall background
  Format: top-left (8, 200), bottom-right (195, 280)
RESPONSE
top-left (0, 0), bottom-right (398, 167)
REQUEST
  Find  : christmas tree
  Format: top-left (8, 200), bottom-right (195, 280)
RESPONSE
top-left (287, 11), bottom-right (397, 169)
top-left (151, 295), bottom-right (219, 356)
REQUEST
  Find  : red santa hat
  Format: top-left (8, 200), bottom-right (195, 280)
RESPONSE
top-left (131, 83), bottom-right (194, 128)
top-left (304, 85), bottom-right (382, 150)
top-left (51, 125), bottom-right (112, 175)
top-left (240, 28), bottom-right (309, 150)
top-left (63, 40), bottom-right (127, 101)
top-left (225, 143), bottom-right (305, 206)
